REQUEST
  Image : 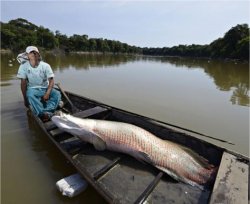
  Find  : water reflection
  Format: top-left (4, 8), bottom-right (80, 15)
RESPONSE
top-left (1, 53), bottom-right (20, 82)
top-left (1, 53), bottom-right (249, 106)
top-left (160, 57), bottom-right (249, 106)
top-left (230, 83), bottom-right (249, 106)
top-left (43, 53), bottom-right (139, 71)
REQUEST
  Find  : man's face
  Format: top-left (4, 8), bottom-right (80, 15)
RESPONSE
top-left (28, 51), bottom-right (39, 60)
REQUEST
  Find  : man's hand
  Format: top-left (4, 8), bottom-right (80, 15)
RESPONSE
top-left (42, 77), bottom-right (53, 102)
top-left (42, 93), bottom-right (50, 101)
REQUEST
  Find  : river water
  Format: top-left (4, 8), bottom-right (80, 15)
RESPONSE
top-left (1, 53), bottom-right (249, 203)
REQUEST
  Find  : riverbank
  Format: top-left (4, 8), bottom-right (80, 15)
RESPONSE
top-left (0, 49), bottom-right (12, 54)
top-left (1, 49), bottom-right (248, 64)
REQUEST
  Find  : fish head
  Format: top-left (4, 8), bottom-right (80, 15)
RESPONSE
top-left (51, 113), bottom-right (95, 141)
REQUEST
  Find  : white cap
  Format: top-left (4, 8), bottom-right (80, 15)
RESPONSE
top-left (26, 46), bottom-right (39, 54)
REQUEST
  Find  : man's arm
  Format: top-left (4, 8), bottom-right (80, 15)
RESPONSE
top-left (42, 77), bottom-right (54, 101)
top-left (21, 79), bottom-right (29, 107)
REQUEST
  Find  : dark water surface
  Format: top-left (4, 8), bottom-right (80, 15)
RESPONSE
top-left (1, 53), bottom-right (249, 203)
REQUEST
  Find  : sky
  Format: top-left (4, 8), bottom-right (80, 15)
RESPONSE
top-left (1, 1), bottom-right (249, 48)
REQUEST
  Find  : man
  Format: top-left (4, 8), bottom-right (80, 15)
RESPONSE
top-left (17, 46), bottom-right (61, 122)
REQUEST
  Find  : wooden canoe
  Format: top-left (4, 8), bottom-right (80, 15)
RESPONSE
top-left (29, 90), bottom-right (249, 204)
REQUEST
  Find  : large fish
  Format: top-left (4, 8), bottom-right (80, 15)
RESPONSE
top-left (52, 113), bottom-right (217, 188)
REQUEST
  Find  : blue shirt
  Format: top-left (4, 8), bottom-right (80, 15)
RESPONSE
top-left (17, 61), bottom-right (54, 88)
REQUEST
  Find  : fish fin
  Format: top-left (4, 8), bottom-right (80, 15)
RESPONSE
top-left (156, 165), bottom-right (204, 190)
top-left (92, 135), bottom-right (106, 151)
top-left (156, 165), bottom-right (181, 182)
top-left (181, 146), bottom-right (213, 169)
top-left (167, 141), bottom-right (213, 169)
top-left (136, 151), bottom-right (154, 165)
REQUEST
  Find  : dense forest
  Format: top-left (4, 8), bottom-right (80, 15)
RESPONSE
top-left (1, 18), bottom-right (249, 60)
top-left (143, 24), bottom-right (249, 60)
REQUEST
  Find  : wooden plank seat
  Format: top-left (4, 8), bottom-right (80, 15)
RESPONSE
top-left (135, 172), bottom-right (164, 204)
top-left (50, 128), bottom-right (65, 137)
top-left (209, 151), bottom-right (248, 204)
top-left (73, 106), bottom-right (109, 118)
top-left (59, 137), bottom-right (87, 155)
top-left (46, 106), bottom-right (110, 132)
top-left (93, 157), bottom-right (122, 180)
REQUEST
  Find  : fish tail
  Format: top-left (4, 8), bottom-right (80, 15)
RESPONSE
top-left (172, 142), bottom-right (219, 186)
top-left (197, 165), bottom-right (218, 188)
top-left (206, 166), bottom-right (218, 185)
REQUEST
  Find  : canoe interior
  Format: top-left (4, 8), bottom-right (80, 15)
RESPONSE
top-left (67, 92), bottom-right (224, 165)
top-left (29, 90), bottom-right (249, 204)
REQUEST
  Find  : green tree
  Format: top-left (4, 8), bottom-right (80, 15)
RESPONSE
top-left (1, 26), bottom-right (16, 49)
top-left (55, 30), bottom-right (70, 51)
top-left (235, 37), bottom-right (250, 60)
top-left (37, 26), bottom-right (57, 49)
top-left (69, 34), bottom-right (88, 51)
top-left (88, 38), bottom-right (97, 51)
